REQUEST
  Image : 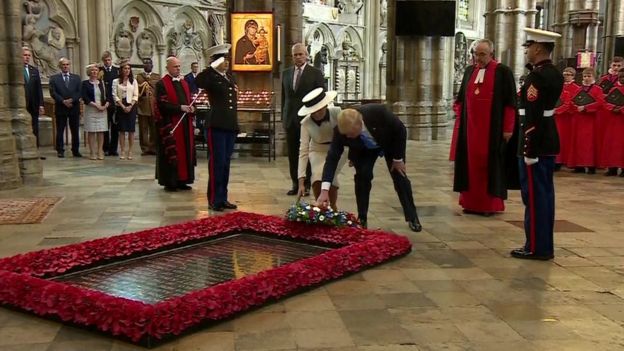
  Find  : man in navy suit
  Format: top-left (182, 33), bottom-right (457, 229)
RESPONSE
top-left (22, 47), bottom-right (46, 159)
top-left (100, 51), bottom-right (119, 156)
top-left (316, 105), bottom-right (423, 232)
top-left (281, 43), bottom-right (325, 195)
top-left (49, 57), bottom-right (82, 158)
top-left (184, 62), bottom-right (199, 95)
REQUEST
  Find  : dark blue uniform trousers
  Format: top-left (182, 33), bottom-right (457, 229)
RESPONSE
top-left (353, 149), bottom-right (417, 223)
top-left (206, 128), bottom-right (236, 207)
top-left (518, 156), bottom-right (555, 255)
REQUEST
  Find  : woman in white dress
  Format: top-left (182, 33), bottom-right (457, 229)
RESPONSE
top-left (113, 62), bottom-right (139, 160)
top-left (81, 64), bottom-right (109, 160)
top-left (297, 88), bottom-right (347, 209)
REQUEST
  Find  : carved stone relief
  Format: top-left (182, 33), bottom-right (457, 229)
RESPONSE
top-left (454, 32), bottom-right (468, 86)
top-left (22, 0), bottom-right (68, 78)
top-left (337, 0), bottom-right (363, 14)
top-left (167, 17), bottom-right (202, 57)
top-left (115, 23), bottom-right (134, 59)
top-left (136, 31), bottom-right (154, 60)
top-left (380, 0), bottom-right (387, 27)
top-left (208, 13), bottom-right (225, 46)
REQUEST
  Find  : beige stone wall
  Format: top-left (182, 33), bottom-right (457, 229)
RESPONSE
top-left (0, 0), bottom-right (42, 190)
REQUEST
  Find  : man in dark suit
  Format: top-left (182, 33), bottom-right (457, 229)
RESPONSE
top-left (316, 105), bottom-right (423, 232)
top-left (49, 57), bottom-right (82, 158)
top-left (184, 62), bottom-right (199, 95)
top-left (100, 51), bottom-right (119, 156)
top-left (196, 44), bottom-right (239, 212)
top-left (281, 43), bottom-right (325, 195)
top-left (22, 47), bottom-right (46, 160)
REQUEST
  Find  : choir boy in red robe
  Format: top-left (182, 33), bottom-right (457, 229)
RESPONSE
top-left (598, 57), bottom-right (623, 94)
top-left (568, 68), bottom-right (604, 174)
top-left (601, 68), bottom-right (624, 176)
top-left (554, 67), bottom-right (579, 169)
top-left (453, 39), bottom-right (517, 216)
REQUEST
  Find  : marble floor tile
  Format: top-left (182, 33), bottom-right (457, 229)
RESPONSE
top-left (0, 138), bottom-right (623, 349)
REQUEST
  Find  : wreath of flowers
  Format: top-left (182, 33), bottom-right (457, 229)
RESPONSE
top-left (0, 212), bottom-right (411, 346)
top-left (285, 201), bottom-right (361, 228)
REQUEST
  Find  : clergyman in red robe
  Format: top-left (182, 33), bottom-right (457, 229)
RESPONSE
top-left (453, 39), bottom-right (518, 216)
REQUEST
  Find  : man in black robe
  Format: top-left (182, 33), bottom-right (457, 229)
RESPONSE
top-left (453, 39), bottom-right (519, 216)
top-left (154, 57), bottom-right (196, 192)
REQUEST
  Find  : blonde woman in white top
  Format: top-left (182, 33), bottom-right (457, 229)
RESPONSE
top-left (112, 62), bottom-right (139, 159)
top-left (297, 88), bottom-right (347, 209)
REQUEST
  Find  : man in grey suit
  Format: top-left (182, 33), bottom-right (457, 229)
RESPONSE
top-left (49, 57), bottom-right (82, 158)
top-left (281, 43), bottom-right (325, 195)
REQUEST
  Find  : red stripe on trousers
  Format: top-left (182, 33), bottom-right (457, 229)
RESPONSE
top-left (527, 164), bottom-right (536, 252)
top-left (207, 128), bottom-right (215, 205)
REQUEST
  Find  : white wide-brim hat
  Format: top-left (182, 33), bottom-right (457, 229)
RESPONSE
top-left (298, 87), bottom-right (338, 116)
top-left (206, 43), bottom-right (232, 59)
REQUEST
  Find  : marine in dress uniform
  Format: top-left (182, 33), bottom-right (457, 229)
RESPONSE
top-left (196, 44), bottom-right (239, 212)
top-left (511, 28), bottom-right (564, 260)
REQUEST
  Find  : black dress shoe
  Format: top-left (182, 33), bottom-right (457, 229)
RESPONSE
top-left (109, 152), bottom-right (119, 156)
top-left (209, 204), bottom-right (225, 211)
top-left (286, 189), bottom-right (297, 196)
top-left (408, 219), bottom-right (422, 232)
top-left (587, 167), bottom-right (596, 174)
top-left (57, 152), bottom-right (64, 158)
top-left (605, 168), bottom-right (618, 176)
top-left (39, 156), bottom-right (46, 160)
top-left (164, 186), bottom-right (177, 192)
top-left (73, 152), bottom-right (83, 158)
top-left (223, 201), bottom-right (237, 209)
top-left (572, 167), bottom-right (584, 173)
top-left (359, 219), bottom-right (367, 229)
top-left (510, 248), bottom-right (554, 260)
top-left (177, 184), bottom-right (192, 190)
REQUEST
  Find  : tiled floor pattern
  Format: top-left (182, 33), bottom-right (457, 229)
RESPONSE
top-left (0, 139), bottom-right (623, 351)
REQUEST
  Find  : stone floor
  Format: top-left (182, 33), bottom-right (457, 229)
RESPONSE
top-left (0, 139), bottom-right (623, 351)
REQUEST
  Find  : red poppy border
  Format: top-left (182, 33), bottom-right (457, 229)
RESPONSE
top-left (0, 212), bottom-right (411, 346)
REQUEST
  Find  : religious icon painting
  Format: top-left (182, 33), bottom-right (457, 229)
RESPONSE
top-left (231, 12), bottom-right (274, 72)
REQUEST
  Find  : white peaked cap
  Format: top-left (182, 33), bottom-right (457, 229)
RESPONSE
top-left (522, 28), bottom-right (561, 46)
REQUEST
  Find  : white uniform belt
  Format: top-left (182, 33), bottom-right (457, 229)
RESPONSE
top-left (518, 109), bottom-right (554, 117)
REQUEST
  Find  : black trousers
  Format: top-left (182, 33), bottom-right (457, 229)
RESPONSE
top-left (55, 112), bottom-right (80, 153)
top-left (29, 110), bottom-right (39, 147)
top-left (352, 149), bottom-right (418, 222)
top-left (286, 125), bottom-right (311, 189)
top-left (103, 106), bottom-right (119, 154)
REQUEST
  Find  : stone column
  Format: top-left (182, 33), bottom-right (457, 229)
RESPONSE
top-left (484, 0), bottom-right (537, 78)
top-left (364, 0), bottom-right (381, 99)
top-left (78, 0), bottom-right (89, 69)
top-left (96, 0), bottom-right (109, 55)
top-left (603, 0), bottom-right (624, 71)
top-left (2, 0), bottom-right (42, 187)
top-left (385, 0), bottom-right (450, 141)
top-left (0, 0), bottom-right (21, 189)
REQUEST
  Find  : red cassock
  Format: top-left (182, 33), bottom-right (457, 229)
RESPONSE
top-left (449, 102), bottom-right (462, 161)
top-left (567, 84), bottom-right (604, 168)
top-left (457, 63), bottom-right (515, 212)
top-left (555, 82), bottom-right (579, 166)
top-left (600, 84), bottom-right (624, 168)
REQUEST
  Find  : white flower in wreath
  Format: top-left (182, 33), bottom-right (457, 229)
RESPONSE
top-left (319, 215), bottom-right (325, 221)
top-left (313, 207), bottom-right (321, 212)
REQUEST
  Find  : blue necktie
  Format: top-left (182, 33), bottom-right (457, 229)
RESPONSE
top-left (24, 67), bottom-right (29, 83)
top-left (360, 131), bottom-right (383, 156)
